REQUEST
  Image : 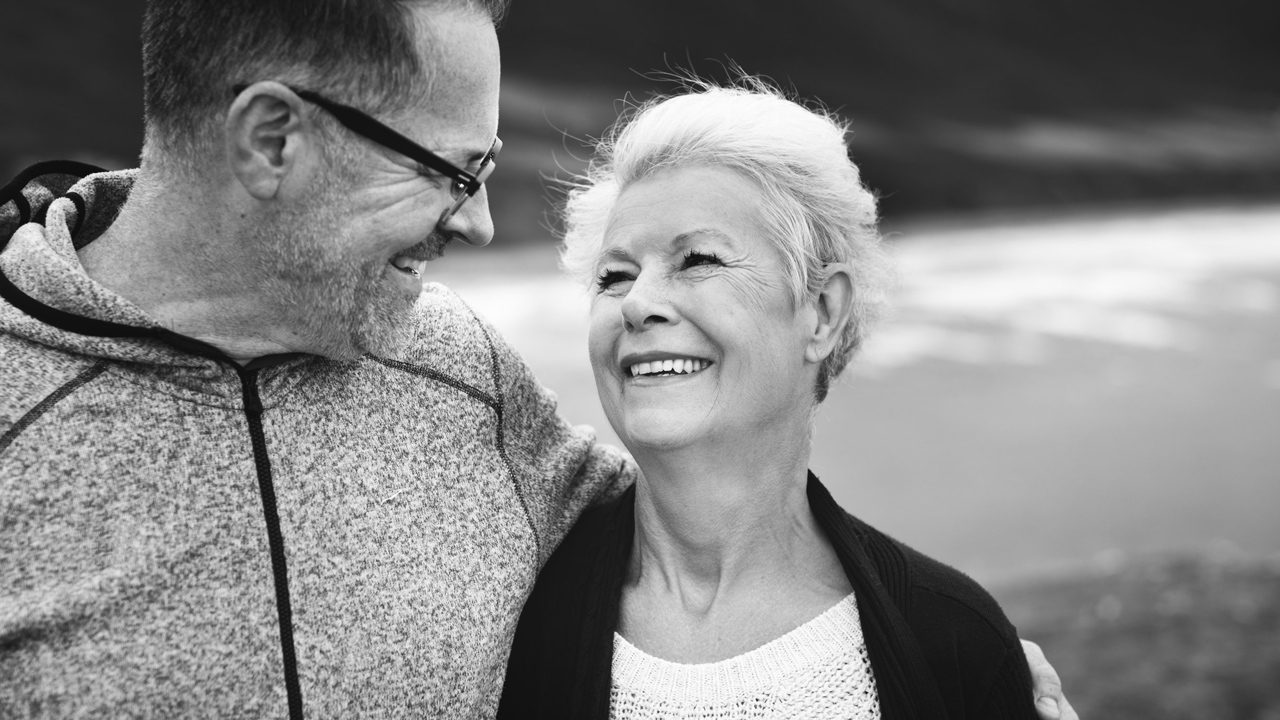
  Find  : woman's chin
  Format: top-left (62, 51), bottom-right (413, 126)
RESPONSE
top-left (614, 416), bottom-right (706, 455)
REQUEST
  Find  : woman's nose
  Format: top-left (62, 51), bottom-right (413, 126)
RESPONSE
top-left (620, 273), bottom-right (674, 332)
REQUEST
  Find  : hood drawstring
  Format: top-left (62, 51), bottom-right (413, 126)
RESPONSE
top-left (0, 160), bottom-right (105, 251)
top-left (0, 161), bottom-right (171, 340)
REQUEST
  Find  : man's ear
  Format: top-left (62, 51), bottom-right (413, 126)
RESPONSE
top-left (225, 82), bottom-right (316, 200)
top-left (804, 262), bottom-right (855, 365)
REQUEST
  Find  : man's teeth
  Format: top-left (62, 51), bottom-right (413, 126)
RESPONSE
top-left (628, 358), bottom-right (710, 377)
top-left (391, 257), bottom-right (422, 278)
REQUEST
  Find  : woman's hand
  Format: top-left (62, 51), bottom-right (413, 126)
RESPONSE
top-left (1022, 639), bottom-right (1079, 720)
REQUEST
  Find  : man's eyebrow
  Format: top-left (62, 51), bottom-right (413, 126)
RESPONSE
top-left (463, 140), bottom-right (499, 165)
top-left (426, 144), bottom-right (489, 169)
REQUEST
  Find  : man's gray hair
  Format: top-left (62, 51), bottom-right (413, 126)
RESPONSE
top-left (141, 0), bottom-right (508, 165)
top-left (561, 77), bottom-right (891, 402)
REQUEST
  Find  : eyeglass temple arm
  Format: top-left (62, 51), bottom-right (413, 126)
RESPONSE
top-left (229, 84), bottom-right (480, 189)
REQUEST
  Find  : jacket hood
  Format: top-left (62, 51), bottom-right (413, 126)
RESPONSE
top-left (1, 163), bottom-right (238, 372)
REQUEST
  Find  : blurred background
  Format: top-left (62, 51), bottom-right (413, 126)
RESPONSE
top-left (5, 1), bottom-right (1279, 716)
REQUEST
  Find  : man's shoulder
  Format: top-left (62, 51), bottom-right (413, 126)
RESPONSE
top-left (410, 282), bottom-right (492, 349)
top-left (374, 282), bottom-right (514, 397)
top-left (530, 484), bottom-right (633, 594)
top-left (565, 484), bottom-right (633, 540)
top-left (0, 332), bottom-right (106, 422)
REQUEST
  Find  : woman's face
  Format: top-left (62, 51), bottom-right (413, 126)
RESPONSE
top-left (588, 165), bottom-right (819, 453)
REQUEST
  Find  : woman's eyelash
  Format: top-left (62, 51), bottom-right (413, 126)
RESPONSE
top-left (682, 250), bottom-right (721, 267)
top-left (595, 251), bottom-right (718, 289)
top-left (595, 269), bottom-right (632, 289)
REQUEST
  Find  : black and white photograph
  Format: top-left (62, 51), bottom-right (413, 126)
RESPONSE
top-left (2, 1), bottom-right (1277, 718)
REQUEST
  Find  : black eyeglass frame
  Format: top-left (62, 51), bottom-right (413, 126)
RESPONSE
top-left (231, 83), bottom-right (500, 227)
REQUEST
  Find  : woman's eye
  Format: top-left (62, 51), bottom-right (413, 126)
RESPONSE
top-left (682, 251), bottom-right (721, 269)
top-left (595, 270), bottom-right (634, 292)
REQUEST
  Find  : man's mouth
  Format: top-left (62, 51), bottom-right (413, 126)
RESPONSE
top-left (389, 256), bottom-right (424, 278)
top-left (627, 357), bottom-right (712, 378)
top-left (389, 240), bottom-right (443, 279)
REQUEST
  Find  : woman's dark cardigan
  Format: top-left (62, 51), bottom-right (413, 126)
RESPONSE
top-left (498, 472), bottom-right (1038, 720)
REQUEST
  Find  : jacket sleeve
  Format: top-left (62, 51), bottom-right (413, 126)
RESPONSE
top-left (479, 307), bottom-right (637, 565)
top-left (975, 649), bottom-right (1041, 720)
top-left (498, 492), bottom-right (630, 720)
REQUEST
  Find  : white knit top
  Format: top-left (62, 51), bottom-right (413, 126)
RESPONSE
top-left (609, 592), bottom-right (881, 719)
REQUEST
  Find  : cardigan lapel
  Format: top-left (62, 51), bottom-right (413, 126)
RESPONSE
top-left (561, 476), bottom-right (952, 720)
top-left (807, 471), bottom-right (952, 720)
top-left (575, 485), bottom-right (635, 719)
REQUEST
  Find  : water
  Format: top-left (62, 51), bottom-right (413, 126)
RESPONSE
top-left (430, 204), bottom-right (1280, 585)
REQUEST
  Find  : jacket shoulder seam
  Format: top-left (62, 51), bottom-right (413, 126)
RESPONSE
top-left (368, 355), bottom-right (498, 408)
top-left (0, 360), bottom-right (109, 455)
top-left (457, 300), bottom-right (543, 560)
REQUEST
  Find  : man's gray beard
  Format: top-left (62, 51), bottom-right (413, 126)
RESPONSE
top-left (249, 195), bottom-right (419, 362)
top-left (273, 258), bottom-right (416, 363)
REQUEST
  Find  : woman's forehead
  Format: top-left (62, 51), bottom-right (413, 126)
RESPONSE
top-left (600, 167), bottom-right (765, 251)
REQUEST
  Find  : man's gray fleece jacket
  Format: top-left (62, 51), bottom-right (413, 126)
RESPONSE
top-left (0, 167), bottom-right (634, 718)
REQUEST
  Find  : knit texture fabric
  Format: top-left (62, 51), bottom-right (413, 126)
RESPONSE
top-left (499, 478), bottom-right (1040, 719)
top-left (609, 592), bottom-right (881, 720)
top-left (0, 168), bottom-right (636, 718)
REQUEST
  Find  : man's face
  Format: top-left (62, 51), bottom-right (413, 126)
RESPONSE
top-left (258, 6), bottom-right (501, 361)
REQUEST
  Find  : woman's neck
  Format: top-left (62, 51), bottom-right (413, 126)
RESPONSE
top-left (632, 456), bottom-right (807, 584)
top-left (621, 434), bottom-right (851, 661)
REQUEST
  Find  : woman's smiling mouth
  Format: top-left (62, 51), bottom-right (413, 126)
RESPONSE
top-left (626, 357), bottom-right (712, 378)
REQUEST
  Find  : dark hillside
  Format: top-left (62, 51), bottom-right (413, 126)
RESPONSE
top-left (500, 0), bottom-right (1279, 113)
top-left (496, 0), bottom-right (1280, 219)
top-left (3, 1), bottom-right (1277, 231)
top-left (1003, 553), bottom-right (1280, 719)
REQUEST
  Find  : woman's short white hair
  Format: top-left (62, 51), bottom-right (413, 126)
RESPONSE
top-left (561, 76), bottom-right (892, 402)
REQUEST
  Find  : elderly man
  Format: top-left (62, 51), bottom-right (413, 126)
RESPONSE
top-left (0, 1), bottom-right (1075, 718)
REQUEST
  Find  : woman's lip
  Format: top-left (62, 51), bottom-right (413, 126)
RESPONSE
top-left (626, 372), bottom-right (704, 385)
top-left (618, 351), bottom-right (713, 368)
top-left (622, 357), bottom-right (713, 379)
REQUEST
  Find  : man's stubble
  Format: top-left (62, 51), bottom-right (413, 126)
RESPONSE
top-left (248, 168), bottom-right (420, 363)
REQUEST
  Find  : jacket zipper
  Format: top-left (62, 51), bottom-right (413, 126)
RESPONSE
top-left (239, 366), bottom-right (304, 720)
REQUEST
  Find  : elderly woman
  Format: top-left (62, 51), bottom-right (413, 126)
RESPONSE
top-left (499, 80), bottom-right (1049, 719)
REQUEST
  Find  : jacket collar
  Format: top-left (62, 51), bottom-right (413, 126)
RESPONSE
top-left (1, 164), bottom-right (315, 402)
top-left (806, 470), bottom-right (951, 720)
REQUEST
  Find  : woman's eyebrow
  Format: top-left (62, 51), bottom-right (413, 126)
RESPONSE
top-left (597, 228), bottom-right (733, 265)
top-left (673, 228), bottom-right (734, 247)
top-left (598, 246), bottom-right (633, 264)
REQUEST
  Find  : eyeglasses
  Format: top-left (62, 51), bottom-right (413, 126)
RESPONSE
top-left (232, 84), bottom-right (500, 228)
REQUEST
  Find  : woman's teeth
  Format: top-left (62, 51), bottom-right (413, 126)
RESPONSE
top-left (628, 358), bottom-right (709, 377)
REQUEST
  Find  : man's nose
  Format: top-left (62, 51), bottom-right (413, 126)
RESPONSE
top-left (441, 187), bottom-right (494, 247)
